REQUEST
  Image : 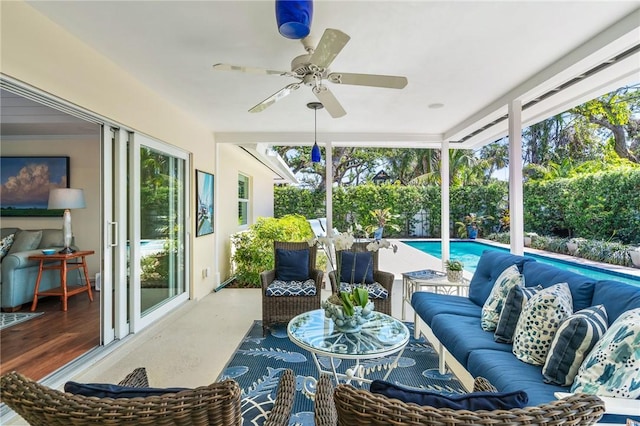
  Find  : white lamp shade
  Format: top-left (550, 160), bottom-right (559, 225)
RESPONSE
top-left (48, 188), bottom-right (86, 210)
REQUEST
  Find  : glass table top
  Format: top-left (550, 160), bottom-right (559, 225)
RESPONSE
top-left (287, 309), bottom-right (409, 359)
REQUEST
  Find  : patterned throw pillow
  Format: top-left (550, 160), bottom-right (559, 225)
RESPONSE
top-left (481, 265), bottom-right (524, 331)
top-left (0, 233), bottom-right (15, 260)
top-left (512, 283), bottom-right (573, 366)
top-left (542, 305), bottom-right (608, 386)
top-left (494, 285), bottom-right (543, 344)
top-left (571, 307), bottom-right (640, 398)
top-left (339, 282), bottom-right (388, 299)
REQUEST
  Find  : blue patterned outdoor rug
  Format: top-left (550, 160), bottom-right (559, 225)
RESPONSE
top-left (218, 320), bottom-right (465, 426)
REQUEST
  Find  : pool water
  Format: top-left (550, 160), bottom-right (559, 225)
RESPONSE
top-left (403, 240), bottom-right (640, 287)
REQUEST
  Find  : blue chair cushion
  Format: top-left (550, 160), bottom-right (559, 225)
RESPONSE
top-left (339, 251), bottom-right (374, 284)
top-left (339, 282), bottom-right (388, 299)
top-left (468, 250), bottom-right (533, 306)
top-left (65, 381), bottom-right (189, 398)
top-left (370, 380), bottom-right (528, 410)
top-left (275, 248), bottom-right (309, 282)
top-left (266, 279), bottom-right (317, 296)
top-left (411, 292), bottom-right (481, 326)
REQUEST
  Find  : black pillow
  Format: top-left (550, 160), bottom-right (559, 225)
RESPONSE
top-left (65, 381), bottom-right (189, 398)
top-left (275, 248), bottom-right (309, 281)
top-left (339, 251), bottom-right (374, 284)
top-left (370, 380), bottom-right (528, 411)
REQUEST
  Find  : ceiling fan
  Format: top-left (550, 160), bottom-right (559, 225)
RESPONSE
top-left (213, 28), bottom-right (408, 118)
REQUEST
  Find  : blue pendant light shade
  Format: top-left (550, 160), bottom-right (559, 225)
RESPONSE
top-left (311, 142), bottom-right (321, 163)
top-left (275, 0), bottom-right (313, 39)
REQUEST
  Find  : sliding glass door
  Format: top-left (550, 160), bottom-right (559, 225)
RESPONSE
top-left (106, 131), bottom-right (190, 336)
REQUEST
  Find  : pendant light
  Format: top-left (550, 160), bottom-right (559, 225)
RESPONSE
top-left (275, 0), bottom-right (313, 39)
top-left (308, 102), bottom-right (323, 163)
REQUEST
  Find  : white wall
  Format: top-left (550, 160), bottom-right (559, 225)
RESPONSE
top-left (216, 144), bottom-right (275, 283)
top-left (1, 1), bottom-right (275, 300)
top-left (1, 136), bottom-right (101, 275)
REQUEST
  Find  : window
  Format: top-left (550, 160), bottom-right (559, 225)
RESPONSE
top-left (238, 173), bottom-right (250, 226)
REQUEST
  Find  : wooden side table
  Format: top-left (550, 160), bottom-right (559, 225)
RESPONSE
top-left (29, 250), bottom-right (95, 312)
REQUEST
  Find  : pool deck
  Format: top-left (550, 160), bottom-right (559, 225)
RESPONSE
top-left (389, 238), bottom-right (640, 280)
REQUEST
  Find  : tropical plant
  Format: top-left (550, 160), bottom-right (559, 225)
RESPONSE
top-left (455, 213), bottom-right (494, 238)
top-left (445, 259), bottom-right (464, 271)
top-left (327, 287), bottom-right (370, 317)
top-left (230, 214), bottom-right (314, 287)
top-left (365, 208), bottom-right (401, 236)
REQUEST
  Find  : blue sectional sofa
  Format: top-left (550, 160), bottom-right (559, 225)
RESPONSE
top-left (412, 250), bottom-right (640, 424)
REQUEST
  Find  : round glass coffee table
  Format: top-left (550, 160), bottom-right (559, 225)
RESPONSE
top-left (287, 309), bottom-right (409, 388)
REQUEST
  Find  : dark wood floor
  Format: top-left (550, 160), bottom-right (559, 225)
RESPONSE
top-left (1, 290), bottom-right (100, 381)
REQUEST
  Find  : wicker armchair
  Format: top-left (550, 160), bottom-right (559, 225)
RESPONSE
top-left (328, 242), bottom-right (395, 315)
top-left (261, 241), bottom-right (324, 334)
top-left (1, 368), bottom-right (296, 426)
top-left (314, 374), bottom-right (605, 426)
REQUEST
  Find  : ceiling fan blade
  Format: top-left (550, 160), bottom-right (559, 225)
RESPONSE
top-left (308, 29), bottom-right (350, 69)
top-left (249, 83), bottom-right (300, 113)
top-left (328, 72), bottom-right (408, 89)
top-left (213, 63), bottom-right (292, 77)
top-left (313, 85), bottom-right (346, 118)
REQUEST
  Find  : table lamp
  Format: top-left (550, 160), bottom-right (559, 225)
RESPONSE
top-left (48, 188), bottom-right (86, 254)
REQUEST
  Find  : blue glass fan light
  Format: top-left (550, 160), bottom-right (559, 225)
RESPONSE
top-left (311, 142), bottom-right (321, 163)
top-left (275, 0), bottom-right (313, 39)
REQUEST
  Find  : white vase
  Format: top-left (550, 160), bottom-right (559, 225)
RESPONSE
top-left (322, 300), bottom-right (374, 333)
top-left (524, 236), bottom-right (532, 247)
top-left (566, 242), bottom-right (578, 255)
top-left (630, 251), bottom-right (640, 268)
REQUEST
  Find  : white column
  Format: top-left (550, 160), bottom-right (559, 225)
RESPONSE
top-left (325, 142), bottom-right (334, 237)
top-left (508, 100), bottom-right (524, 255)
top-left (441, 140), bottom-right (450, 268)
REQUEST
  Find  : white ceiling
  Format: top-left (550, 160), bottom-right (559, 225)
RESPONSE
top-left (8, 1), bottom-right (640, 148)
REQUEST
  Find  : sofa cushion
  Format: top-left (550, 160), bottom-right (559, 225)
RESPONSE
top-left (411, 292), bottom-right (481, 326)
top-left (571, 307), bottom-right (640, 398)
top-left (468, 250), bottom-right (532, 306)
top-left (0, 233), bottom-right (15, 260)
top-left (65, 381), bottom-right (189, 398)
top-left (275, 248), bottom-right (309, 282)
top-left (430, 314), bottom-right (512, 366)
top-left (512, 283), bottom-right (573, 366)
top-left (494, 285), bottom-right (543, 344)
top-left (339, 251), bottom-right (374, 284)
top-left (8, 230), bottom-right (42, 254)
top-left (522, 262), bottom-right (595, 311)
top-left (370, 380), bottom-right (528, 410)
top-left (542, 305), bottom-right (608, 386)
top-left (592, 279), bottom-right (640, 325)
top-left (39, 229), bottom-right (65, 248)
top-left (481, 265), bottom-right (523, 331)
top-left (467, 349), bottom-right (570, 405)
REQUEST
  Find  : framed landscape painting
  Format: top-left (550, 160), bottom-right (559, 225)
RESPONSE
top-left (196, 170), bottom-right (214, 237)
top-left (0, 156), bottom-right (70, 217)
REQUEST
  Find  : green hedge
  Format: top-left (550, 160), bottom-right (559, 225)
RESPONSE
top-left (275, 168), bottom-right (639, 244)
top-left (524, 168), bottom-right (640, 244)
top-left (275, 183), bottom-right (506, 238)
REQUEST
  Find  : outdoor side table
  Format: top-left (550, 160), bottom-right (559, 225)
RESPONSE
top-left (287, 309), bottom-right (409, 392)
top-left (402, 269), bottom-right (470, 335)
top-left (29, 250), bottom-right (95, 312)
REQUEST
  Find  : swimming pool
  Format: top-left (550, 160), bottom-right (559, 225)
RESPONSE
top-left (403, 240), bottom-right (640, 287)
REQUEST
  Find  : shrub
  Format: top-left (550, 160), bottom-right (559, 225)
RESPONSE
top-left (230, 214), bottom-right (314, 287)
